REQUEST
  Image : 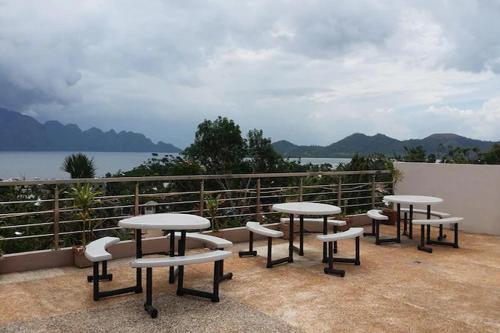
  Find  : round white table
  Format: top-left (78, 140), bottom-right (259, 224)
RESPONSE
top-left (383, 195), bottom-right (443, 243)
top-left (273, 202), bottom-right (341, 262)
top-left (118, 213), bottom-right (211, 289)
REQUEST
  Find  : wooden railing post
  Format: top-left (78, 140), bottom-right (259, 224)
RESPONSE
top-left (256, 178), bottom-right (262, 223)
top-left (299, 178), bottom-right (303, 201)
top-left (134, 182), bottom-right (140, 216)
top-left (199, 180), bottom-right (205, 216)
top-left (53, 186), bottom-right (60, 250)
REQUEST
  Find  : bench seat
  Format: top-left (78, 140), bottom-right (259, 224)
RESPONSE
top-left (84, 236), bottom-right (120, 262)
top-left (174, 232), bottom-right (233, 249)
top-left (247, 221), bottom-right (283, 238)
top-left (317, 227), bottom-right (363, 277)
top-left (317, 227), bottom-right (364, 242)
top-left (131, 250), bottom-right (231, 268)
top-left (412, 217), bottom-right (463, 226)
top-left (280, 217), bottom-right (346, 226)
top-left (85, 236), bottom-right (138, 301)
top-left (401, 208), bottom-right (450, 218)
top-left (413, 217), bottom-right (463, 253)
top-left (367, 209), bottom-right (388, 221)
top-left (239, 221), bottom-right (289, 268)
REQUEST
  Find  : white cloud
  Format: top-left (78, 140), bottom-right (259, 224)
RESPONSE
top-left (0, 0), bottom-right (500, 147)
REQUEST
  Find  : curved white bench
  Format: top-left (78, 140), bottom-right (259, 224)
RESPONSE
top-left (412, 217), bottom-right (463, 226)
top-left (316, 227), bottom-right (364, 277)
top-left (412, 217), bottom-right (463, 253)
top-left (247, 221), bottom-right (283, 238)
top-left (131, 250), bottom-right (231, 318)
top-left (400, 208), bottom-right (451, 240)
top-left (85, 237), bottom-right (139, 301)
top-left (280, 217), bottom-right (346, 226)
top-left (401, 208), bottom-right (450, 218)
top-left (239, 222), bottom-right (289, 268)
top-left (85, 236), bottom-right (120, 262)
top-left (174, 232), bottom-right (233, 250)
top-left (367, 209), bottom-right (388, 221)
top-left (365, 210), bottom-right (394, 244)
top-left (317, 227), bottom-right (364, 242)
top-left (131, 250), bottom-right (231, 267)
top-left (280, 217), bottom-right (346, 257)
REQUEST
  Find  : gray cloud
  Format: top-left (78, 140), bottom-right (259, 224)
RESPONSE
top-left (0, 0), bottom-right (500, 147)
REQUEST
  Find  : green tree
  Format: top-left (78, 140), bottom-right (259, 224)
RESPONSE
top-left (402, 146), bottom-right (427, 162)
top-left (62, 153), bottom-right (96, 178)
top-left (481, 144), bottom-right (500, 164)
top-left (247, 129), bottom-right (282, 172)
top-left (184, 117), bottom-right (247, 174)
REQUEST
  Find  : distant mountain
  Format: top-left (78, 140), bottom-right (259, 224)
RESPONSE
top-left (0, 108), bottom-right (181, 152)
top-left (272, 133), bottom-right (498, 157)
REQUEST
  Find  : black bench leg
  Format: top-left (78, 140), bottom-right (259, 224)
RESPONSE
top-left (408, 205), bottom-right (413, 239)
top-left (324, 241), bottom-right (345, 277)
top-left (364, 219), bottom-right (376, 237)
top-left (355, 236), bottom-right (360, 265)
top-left (93, 262), bottom-right (99, 301)
top-left (90, 261), bottom-right (140, 301)
top-left (322, 216), bottom-right (328, 263)
top-left (144, 267), bottom-right (158, 318)
top-left (417, 225), bottom-right (432, 253)
top-left (239, 231), bottom-right (257, 257)
top-left (169, 231), bottom-right (177, 284)
top-left (437, 224), bottom-right (447, 241)
top-left (87, 261), bottom-right (113, 282)
top-left (396, 203), bottom-right (401, 243)
top-left (212, 260), bottom-right (221, 302)
top-left (217, 249), bottom-right (233, 282)
top-left (266, 237), bottom-right (291, 268)
top-left (454, 223), bottom-right (459, 248)
top-left (333, 225), bottom-right (338, 254)
top-left (402, 212), bottom-right (408, 236)
top-left (426, 225), bottom-right (431, 243)
top-left (299, 215), bottom-right (304, 256)
top-left (375, 220), bottom-right (380, 244)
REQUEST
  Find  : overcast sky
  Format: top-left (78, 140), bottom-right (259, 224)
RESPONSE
top-left (1, 0), bottom-right (500, 147)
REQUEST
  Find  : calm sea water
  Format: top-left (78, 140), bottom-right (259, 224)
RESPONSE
top-left (0, 152), bottom-right (350, 180)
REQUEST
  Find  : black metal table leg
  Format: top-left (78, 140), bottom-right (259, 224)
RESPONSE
top-left (176, 231), bottom-right (187, 296)
top-left (135, 229), bottom-right (143, 293)
top-left (396, 203), bottom-right (401, 243)
top-left (299, 215), bottom-right (304, 256)
top-left (288, 214), bottom-right (294, 263)
top-left (409, 205), bottom-right (413, 239)
top-left (168, 230), bottom-right (176, 284)
top-left (402, 212), bottom-right (408, 236)
top-left (322, 216), bottom-right (328, 263)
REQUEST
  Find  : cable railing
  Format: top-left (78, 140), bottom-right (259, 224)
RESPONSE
top-left (0, 170), bottom-right (393, 254)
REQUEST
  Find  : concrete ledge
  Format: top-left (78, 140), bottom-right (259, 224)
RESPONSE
top-left (0, 224), bottom-right (280, 274)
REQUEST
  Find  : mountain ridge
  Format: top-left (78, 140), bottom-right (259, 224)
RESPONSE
top-left (0, 108), bottom-right (181, 152)
top-left (273, 133), bottom-right (498, 157)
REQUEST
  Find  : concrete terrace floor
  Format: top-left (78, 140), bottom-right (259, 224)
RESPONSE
top-left (1, 225), bottom-right (499, 333)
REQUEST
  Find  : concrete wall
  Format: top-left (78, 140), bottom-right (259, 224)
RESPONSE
top-left (395, 162), bottom-right (500, 236)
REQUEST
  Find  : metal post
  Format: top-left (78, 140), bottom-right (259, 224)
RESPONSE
top-left (199, 180), bottom-right (204, 216)
top-left (256, 178), bottom-right (262, 223)
top-left (299, 178), bottom-right (303, 201)
top-left (134, 182), bottom-right (140, 216)
top-left (371, 174), bottom-right (376, 208)
top-left (337, 177), bottom-right (342, 207)
top-left (53, 186), bottom-right (60, 250)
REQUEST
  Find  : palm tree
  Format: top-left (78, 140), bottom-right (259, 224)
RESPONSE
top-left (62, 153), bottom-right (96, 179)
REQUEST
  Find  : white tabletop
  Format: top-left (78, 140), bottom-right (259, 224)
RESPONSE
top-left (272, 202), bottom-right (341, 216)
top-left (383, 195), bottom-right (443, 205)
top-left (118, 213), bottom-right (210, 230)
